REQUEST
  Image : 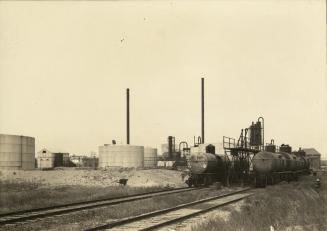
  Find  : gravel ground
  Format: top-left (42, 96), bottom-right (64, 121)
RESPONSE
top-left (0, 168), bottom-right (187, 188)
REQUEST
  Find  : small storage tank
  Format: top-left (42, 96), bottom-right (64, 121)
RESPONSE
top-left (0, 134), bottom-right (35, 170)
top-left (144, 147), bottom-right (158, 168)
top-left (99, 145), bottom-right (144, 168)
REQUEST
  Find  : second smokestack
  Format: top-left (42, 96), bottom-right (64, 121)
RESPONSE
top-left (201, 78), bottom-right (205, 144)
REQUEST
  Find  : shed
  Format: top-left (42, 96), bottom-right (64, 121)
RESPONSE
top-left (37, 149), bottom-right (71, 169)
top-left (37, 148), bottom-right (55, 169)
top-left (302, 148), bottom-right (321, 171)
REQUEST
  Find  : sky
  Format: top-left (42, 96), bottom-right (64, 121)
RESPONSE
top-left (0, 0), bottom-right (326, 158)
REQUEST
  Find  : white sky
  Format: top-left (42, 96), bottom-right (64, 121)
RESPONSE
top-left (0, 1), bottom-right (326, 158)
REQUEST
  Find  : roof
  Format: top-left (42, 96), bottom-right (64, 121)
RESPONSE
top-left (37, 148), bottom-right (52, 154)
top-left (302, 148), bottom-right (321, 156)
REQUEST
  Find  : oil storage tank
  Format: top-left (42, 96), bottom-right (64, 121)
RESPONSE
top-left (99, 144), bottom-right (144, 168)
top-left (0, 134), bottom-right (35, 170)
top-left (144, 147), bottom-right (158, 168)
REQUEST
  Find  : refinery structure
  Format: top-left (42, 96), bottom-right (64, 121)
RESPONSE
top-left (0, 79), bottom-right (323, 174)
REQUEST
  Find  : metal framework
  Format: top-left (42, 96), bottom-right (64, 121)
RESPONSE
top-left (223, 117), bottom-right (265, 186)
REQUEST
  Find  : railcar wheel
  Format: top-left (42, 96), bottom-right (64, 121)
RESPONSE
top-left (263, 176), bottom-right (267, 187)
top-left (194, 177), bottom-right (201, 187)
top-left (204, 176), bottom-right (212, 187)
top-left (186, 179), bottom-right (193, 188)
top-left (294, 174), bottom-right (298, 181)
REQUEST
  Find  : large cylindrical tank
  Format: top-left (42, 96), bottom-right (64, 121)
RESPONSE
top-left (0, 134), bottom-right (35, 170)
top-left (144, 147), bottom-right (158, 168)
top-left (188, 152), bottom-right (219, 174)
top-left (99, 145), bottom-right (144, 168)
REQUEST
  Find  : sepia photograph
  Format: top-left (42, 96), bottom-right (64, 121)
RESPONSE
top-left (0, 0), bottom-right (326, 230)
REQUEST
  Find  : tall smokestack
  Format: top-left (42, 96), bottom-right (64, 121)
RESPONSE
top-left (201, 78), bottom-right (205, 144)
top-left (126, 88), bottom-right (130, 144)
top-left (168, 136), bottom-right (173, 159)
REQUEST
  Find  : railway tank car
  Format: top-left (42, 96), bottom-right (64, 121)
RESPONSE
top-left (186, 142), bottom-right (310, 188)
top-left (186, 144), bottom-right (227, 187)
top-left (252, 144), bottom-right (309, 186)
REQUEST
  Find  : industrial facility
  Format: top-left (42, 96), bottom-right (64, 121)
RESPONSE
top-left (0, 134), bottom-right (35, 170)
top-left (0, 79), bottom-right (323, 173)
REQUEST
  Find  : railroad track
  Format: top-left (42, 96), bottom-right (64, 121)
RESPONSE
top-left (0, 187), bottom-right (199, 226)
top-left (85, 187), bottom-right (253, 231)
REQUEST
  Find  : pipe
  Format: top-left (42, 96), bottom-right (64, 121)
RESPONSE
top-left (201, 78), bottom-right (205, 143)
top-left (127, 88), bottom-right (130, 144)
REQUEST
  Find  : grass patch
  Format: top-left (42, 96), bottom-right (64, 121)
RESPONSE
top-left (190, 172), bottom-right (327, 231)
top-left (3, 187), bottom-right (236, 230)
top-left (0, 179), bottom-right (164, 214)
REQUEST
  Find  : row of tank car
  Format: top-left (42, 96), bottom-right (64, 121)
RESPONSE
top-left (252, 141), bottom-right (310, 186)
top-left (186, 142), bottom-right (310, 187)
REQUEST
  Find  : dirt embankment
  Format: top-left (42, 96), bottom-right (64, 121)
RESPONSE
top-left (189, 171), bottom-right (327, 231)
top-left (0, 168), bottom-right (187, 188)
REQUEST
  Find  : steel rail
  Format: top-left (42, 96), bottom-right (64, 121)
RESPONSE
top-left (140, 193), bottom-right (251, 231)
top-left (85, 187), bottom-right (252, 231)
top-left (0, 187), bottom-right (199, 226)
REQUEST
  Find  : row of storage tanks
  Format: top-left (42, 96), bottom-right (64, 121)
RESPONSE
top-left (0, 134), bottom-right (159, 170)
top-left (98, 144), bottom-right (158, 168)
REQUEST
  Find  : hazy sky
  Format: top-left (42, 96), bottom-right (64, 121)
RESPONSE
top-left (0, 1), bottom-right (326, 158)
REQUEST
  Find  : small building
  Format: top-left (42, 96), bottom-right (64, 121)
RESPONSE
top-left (302, 148), bottom-right (321, 171)
top-left (37, 149), bottom-right (71, 169)
top-left (53, 152), bottom-right (70, 166)
top-left (37, 148), bottom-right (55, 169)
